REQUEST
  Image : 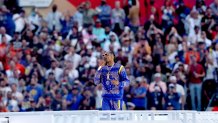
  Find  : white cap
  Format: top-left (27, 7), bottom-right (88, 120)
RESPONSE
top-left (136, 77), bottom-right (142, 82)
top-left (154, 73), bottom-right (161, 78)
top-left (169, 76), bottom-right (177, 82)
top-left (169, 83), bottom-right (175, 88)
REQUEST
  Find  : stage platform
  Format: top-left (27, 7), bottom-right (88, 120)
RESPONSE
top-left (0, 111), bottom-right (218, 123)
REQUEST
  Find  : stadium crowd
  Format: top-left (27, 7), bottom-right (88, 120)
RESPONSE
top-left (0, 0), bottom-right (218, 112)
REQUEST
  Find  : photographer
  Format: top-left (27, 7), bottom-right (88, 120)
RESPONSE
top-left (169, 76), bottom-right (185, 110)
top-left (148, 84), bottom-right (164, 110)
top-left (164, 84), bottom-right (181, 110)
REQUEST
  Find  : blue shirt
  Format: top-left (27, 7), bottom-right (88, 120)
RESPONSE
top-left (164, 92), bottom-right (181, 110)
top-left (98, 5), bottom-right (111, 20)
top-left (132, 86), bottom-right (147, 108)
top-left (66, 94), bottom-right (83, 110)
top-left (94, 63), bottom-right (130, 99)
top-left (26, 85), bottom-right (43, 102)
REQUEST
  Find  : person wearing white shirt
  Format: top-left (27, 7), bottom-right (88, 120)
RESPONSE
top-left (169, 76), bottom-right (185, 110)
top-left (64, 47), bottom-right (82, 69)
top-left (0, 79), bottom-right (12, 99)
top-left (6, 61), bottom-right (20, 84)
top-left (111, 1), bottom-right (125, 30)
top-left (186, 10), bottom-right (202, 37)
top-left (204, 57), bottom-right (216, 81)
top-left (89, 54), bottom-right (97, 68)
top-left (45, 61), bottom-right (63, 82)
top-left (149, 73), bottom-right (167, 93)
top-left (188, 25), bottom-right (201, 45)
top-left (67, 62), bottom-right (79, 81)
top-left (0, 27), bottom-right (12, 44)
top-left (13, 10), bottom-right (26, 33)
top-left (11, 83), bottom-right (23, 102)
top-left (73, 10), bottom-right (83, 30)
top-left (199, 31), bottom-right (212, 48)
top-left (103, 34), bottom-right (121, 53)
top-left (46, 4), bottom-right (62, 31)
top-left (104, 26), bottom-right (119, 42)
top-left (27, 8), bottom-right (41, 31)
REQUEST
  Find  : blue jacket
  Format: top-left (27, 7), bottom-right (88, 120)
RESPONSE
top-left (94, 63), bottom-right (130, 99)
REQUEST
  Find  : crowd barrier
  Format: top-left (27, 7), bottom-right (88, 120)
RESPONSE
top-left (0, 111), bottom-right (218, 123)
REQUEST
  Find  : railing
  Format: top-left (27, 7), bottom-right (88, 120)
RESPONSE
top-left (0, 111), bottom-right (218, 123)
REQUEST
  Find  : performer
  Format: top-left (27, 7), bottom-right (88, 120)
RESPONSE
top-left (94, 51), bottom-right (130, 110)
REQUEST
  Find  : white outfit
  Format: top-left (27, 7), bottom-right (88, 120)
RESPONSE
top-left (64, 53), bottom-right (82, 69)
top-left (46, 11), bottom-right (62, 31)
top-left (68, 69), bottom-right (79, 80)
top-left (46, 68), bottom-right (63, 82)
top-left (13, 14), bottom-right (26, 32)
top-left (0, 34), bottom-right (12, 44)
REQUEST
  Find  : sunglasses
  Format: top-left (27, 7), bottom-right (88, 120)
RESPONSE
top-left (102, 53), bottom-right (109, 57)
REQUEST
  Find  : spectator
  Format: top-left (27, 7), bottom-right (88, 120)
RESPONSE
top-left (169, 76), bottom-right (185, 109)
top-left (0, 102), bottom-right (7, 112)
top-left (200, 31), bottom-right (212, 48)
top-left (27, 7), bottom-right (42, 32)
top-left (79, 89), bottom-right (95, 110)
top-left (82, 2), bottom-right (97, 27)
top-left (0, 26), bottom-right (12, 44)
top-left (164, 83), bottom-right (181, 110)
top-left (148, 84), bottom-right (164, 110)
top-left (209, 0), bottom-right (218, 20)
top-left (131, 77), bottom-right (147, 110)
top-left (45, 60), bottom-right (63, 82)
top-left (149, 73), bottom-right (167, 93)
top-left (192, 0), bottom-right (206, 15)
top-left (201, 7), bottom-right (216, 37)
top-left (151, 65), bottom-right (167, 82)
top-left (46, 4), bottom-right (62, 31)
top-left (73, 7), bottom-right (83, 30)
top-left (161, 0), bottom-right (175, 31)
top-left (51, 90), bottom-right (62, 111)
top-left (97, 0), bottom-right (111, 27)
top-left (60, 11), bottom-right (74, 38)
top-left (186, 11), bottom-right (202, 40)
top-left (6, 61), bottom-right (20, 84)
top-left (0, 6), bottom-right (15, 36)
top-left (26, 98), bottom-right (41, 111)
top-left (92, 19), bottom-right (106, 43)
top-left (104, 34), bottom-right (121, 53)
top-left (66, 87), bottom-right (83, 110)
top-left (188, 25), bottom-right (201, 45)
top-left (64, 47), bottom-right (82, 69)
top-left (111, 1), bottom-right (125, 31)
top-left (26, 77), bottom-right (43, 102)
top-left (67, 61), bottom-right (79, 82)
top-left (11, 83), bottom-right (23, 103)
top-left (128, 0), bottom-right (140, 33)
top-left (13, 9), bottom-right (26, 33)
top-left (144, 15), bottom-right (160, 31)
top-left (188, 55), bottom-right (205, 111)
